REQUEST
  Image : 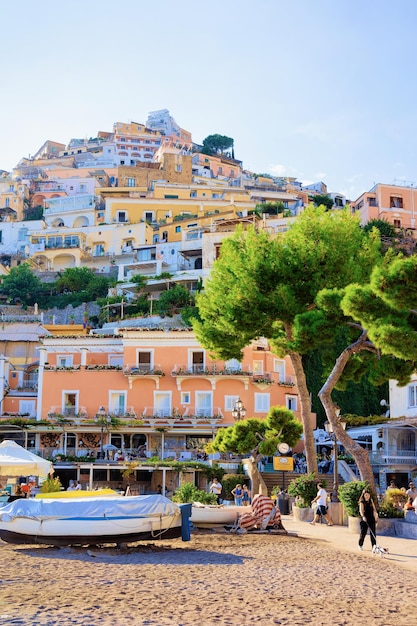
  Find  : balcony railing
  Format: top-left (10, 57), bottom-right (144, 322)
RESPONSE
top-left (124, 364), bottom-right (164, 376)
top-left (172, 365), bottom-right (253, 376)
top-left (369, 450), bottom-right (417, 465)
top-left (141, 406), bottom-right (223, 421)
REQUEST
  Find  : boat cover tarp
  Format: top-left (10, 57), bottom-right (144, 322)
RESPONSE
top-left (0, 494), bottom-right (180, 522)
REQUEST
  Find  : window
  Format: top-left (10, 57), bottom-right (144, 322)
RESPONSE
top-left (57, 355), bottom-right (73, 367)
top-left (9, 184), bottom-right (14, 192)
top-left (408, 383), bottom-right (417, 408)
top-left (0, 231), bottom-right (2, 243)
top-left (127, 178), bottom-right (136, 187)
top-left (176, 164), bottom-right (182, 173)
top-left (225, 359), bottom-right (241, 372)
top-left (390, 196), bottom-right (403, 208)
top-left (286, 395), bottom-right (298, 411)
top-left (253, 361), bottom-right (264, 375)
top-left (137, 351), bottom-right (152, 372)
top-left (153, 391), bottom-right (171, 417)
top-left (225, 395), bottom-right (239, 411)
top-left (109, 391), bottom-right (127, 415)
top-left (181, 392), bottom-right (191, 405)
top-left (19, 400), bottom-right (35, 417)
top-left (195, 391), bottom-right (212, 417)
top-left (190, 191), bottom-right (197, 198)
top-left (94, 243), bottom-right (105, 256)
top-left (368, 197), bottom-right (377, 207)
top-left (118, 211), bottom-right (127, 223)
top-left (145, 212), bottom-right (153, 223)
top-left (190, 350), bottom-right (205, 373)
top-left (218, 167), bottom-right (222, 175)
top-left (175, 226), bottom-right (181, 233)
top-left (274, 359), bottom-right (286, 382)
top-left (255, 393), bottom-right (270, 412)
top-left (109, 355), bottom-right (123, 367)
top-left (63, 392), bottom-right (78, 414)
top-left (393, 219), bottom-right (401, 228)
top-left (5, 198), bottom-right (9, 207)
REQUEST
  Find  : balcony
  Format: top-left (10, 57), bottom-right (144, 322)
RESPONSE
top-left (369, 449), bottom-right (417, 466)
top-left (123, 364), bottom-right (164, 390)
top-left (171, 364), bottom-right (254, 391)
top-left (141, 406), bottom-right (223, 425)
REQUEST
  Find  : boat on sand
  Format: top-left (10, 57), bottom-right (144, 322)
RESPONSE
top-left (0, 494), bottom-right (191, 546)
top-left (191, 502), bottom-right (249, 527)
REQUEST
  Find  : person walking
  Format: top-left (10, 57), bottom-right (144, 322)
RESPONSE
top-left (310, 483), bottom-right (333, 526)
top-left (358, 488), bottom-right (379, 550)
top-left (209, 477), bottom-right (222, 504)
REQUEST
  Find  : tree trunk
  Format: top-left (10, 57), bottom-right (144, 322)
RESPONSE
top-left (289, 351), bottom-right (318, 475)
top-left (318, 332), bottom-right (376, 492)
top-left (244, 453), bottom-right (268, 496)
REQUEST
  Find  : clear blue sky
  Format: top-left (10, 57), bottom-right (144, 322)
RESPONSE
top-left (2, 0), bottom-right (417, 200)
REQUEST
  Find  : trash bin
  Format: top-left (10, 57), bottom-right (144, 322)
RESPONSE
top-left (179, 503), bottom-right (192, 541)
top-left (278, 495), bottom-right (289, 515)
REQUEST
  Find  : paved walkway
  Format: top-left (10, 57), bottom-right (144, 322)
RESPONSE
top-left (282, 513), bottom-right (417, 573)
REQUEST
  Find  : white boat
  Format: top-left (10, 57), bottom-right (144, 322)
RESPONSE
top-left (0, 495), bottom-right (191, 546)
top-left (191, 502), bottom-right (249, 527)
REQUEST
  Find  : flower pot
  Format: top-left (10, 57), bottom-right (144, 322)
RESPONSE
top-left (348, 516), bottom-right (361, 534)
top-left (292, 505), bottom-right (314, 522)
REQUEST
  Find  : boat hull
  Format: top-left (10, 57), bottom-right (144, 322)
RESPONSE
top-left (191, 504), bottom-right (249, 527)
top-left (0, 495), bottom-right (185, 546)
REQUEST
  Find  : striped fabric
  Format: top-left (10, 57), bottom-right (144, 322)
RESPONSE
top-left (239, 495), bottom-right (281, 531)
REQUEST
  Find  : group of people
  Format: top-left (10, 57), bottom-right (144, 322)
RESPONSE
top-left (67, 480), bottom-right (81, 491)
top-left (208, 478), bottom-right (251, 506)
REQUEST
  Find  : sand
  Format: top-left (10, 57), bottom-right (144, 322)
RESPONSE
top-left (0, 527), bottom-right (416, 626)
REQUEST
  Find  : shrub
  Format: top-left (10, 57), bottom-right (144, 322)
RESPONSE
top-left (337, 480), bottom-right (369, 517)
top-left (221, 473), bottom-right (247, 500)
top-left (172, 483), bottom-right (217, 504)
top-left (40, 477), bottom-right (63, 493)
top-left (287, 473), bottom-right (319, 508)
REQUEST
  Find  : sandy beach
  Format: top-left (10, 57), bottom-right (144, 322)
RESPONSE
top-left (1, 519), bottom-right (416, 626)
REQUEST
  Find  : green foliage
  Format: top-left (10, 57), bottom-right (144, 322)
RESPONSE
top-left (209, 408), bottom-right (303, 457)
top-left (0, 263), bottom-right (44, 306)
top-left (287, 473), bottom-right (318, 508)
top-left (378, 503), bottom-right (404, 518)
top-left (172, 483), bottom-right (217, 504)
top-left (24, 205), bottom-right (44, 221)
top-left (130, 274), bottom-right (148, 289)
top-left (343, 414), bottom-right (390, 428)
top-left (156, 285), bottom-right (193, 317)
top-left (181, 304), bottom-right (200, 327)
top-left (363, 219), bottom-right (396, 238)
top-left (311, 194), bottom-right (334, 211)
top-left (337, 480), bottom-right (369, 517)
top-left (201, 134), bottom-right (234, 156)
top-left (220, 474), bottom-right (247, 500)
top-left (254, 201), bottom-right (286, 215)
top-left (40, 476), bottom-right (63, 493)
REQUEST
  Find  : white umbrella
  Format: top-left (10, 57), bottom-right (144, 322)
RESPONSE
top-left (0, 440), bottom-right (53, 478)
top-left (103, 444), bottom-right (118, 451)
top-left (0, 454), bottom-right (35, 477)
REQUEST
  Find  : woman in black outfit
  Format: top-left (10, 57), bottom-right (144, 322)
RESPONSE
top-left (358, 488), bottom-right (379, 550)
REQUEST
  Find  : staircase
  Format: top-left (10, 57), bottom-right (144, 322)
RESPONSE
top-left (261, 471), bottom-right (343, 496)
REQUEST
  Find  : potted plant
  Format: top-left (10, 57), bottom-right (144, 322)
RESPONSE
top-left (337, 480), bottom-right (369, 531)
top-left (287, 473), bottom-right (318, 521)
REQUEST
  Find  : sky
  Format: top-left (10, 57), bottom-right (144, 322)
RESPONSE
top-left (2, 0), bottom-right (417, 200)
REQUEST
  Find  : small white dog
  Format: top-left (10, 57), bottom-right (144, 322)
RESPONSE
top-left (372, 544), bottom-right (389, 557)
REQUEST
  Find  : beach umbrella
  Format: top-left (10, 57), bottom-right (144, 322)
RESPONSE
top-left (0, 454), bottom-right (35, 477)
top-left (103, 444), bottom-right (118, 451)
top-left (0, 440), bottom-right (53, 478)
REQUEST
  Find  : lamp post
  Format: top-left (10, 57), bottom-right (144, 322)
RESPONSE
top-left (94, 408), bottom-right (111, 459)
top-left (232, 398), bottom-right (246, 421)
top-left (324, 408), bottom-right (347, 502)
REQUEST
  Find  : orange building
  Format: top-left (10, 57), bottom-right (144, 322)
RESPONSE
top-left (352, 183), bottom-right (417, 233)
top-left (30, 329), bottom-right (303, 461)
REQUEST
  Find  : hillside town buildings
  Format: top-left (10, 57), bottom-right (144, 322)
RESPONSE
top-left (0, 109), bottom-right (417, 487)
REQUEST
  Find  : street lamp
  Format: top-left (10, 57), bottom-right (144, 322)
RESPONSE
top-left (94, 407), bottom-right (111, 459)
top-left (232, 398), bottom-right (246, 421)
top-left (324, 408), bottom-right (347, 502)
